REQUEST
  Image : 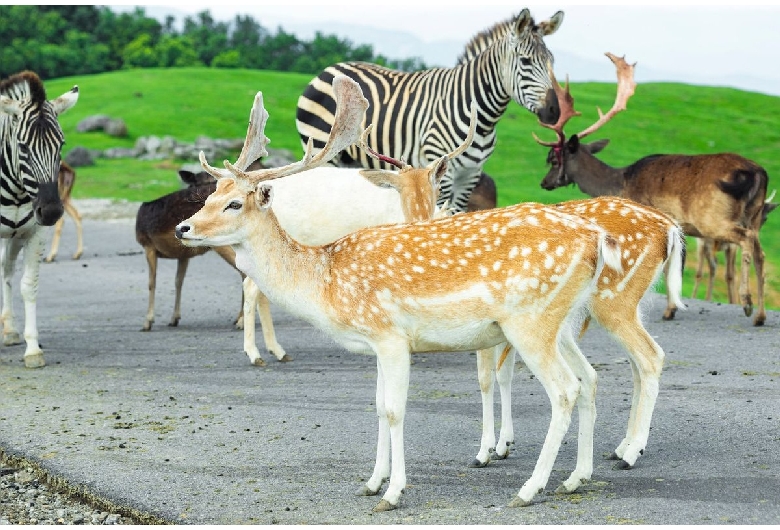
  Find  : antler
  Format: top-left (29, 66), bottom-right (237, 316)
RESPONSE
top-left (359, 104), bottom-right (478, 168)
top-left (575, 52), bottom-right (636, 140)
top-left (200, 91), bottom-right (270, 180)
top-left (532, 53), bottom-right (636, 147)
top-left (201, 75), bottom-right (369, 184)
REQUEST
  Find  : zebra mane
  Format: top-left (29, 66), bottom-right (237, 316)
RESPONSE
top-left (0, 71), bottom-right (47, 106)
top-left (456, 12), bottom-right (546, 65)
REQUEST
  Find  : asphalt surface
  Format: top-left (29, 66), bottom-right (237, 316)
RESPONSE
top-left (1, 202), bottom-right (779, 524)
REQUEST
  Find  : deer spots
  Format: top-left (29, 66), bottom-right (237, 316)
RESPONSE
top-left (544, 255), bottom-right (555, 269)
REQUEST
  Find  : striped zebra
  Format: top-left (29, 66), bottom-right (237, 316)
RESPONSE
top-left (0, 71), bottom-right (79, 368)
top-left (296, 9), bottom-right (564, 213)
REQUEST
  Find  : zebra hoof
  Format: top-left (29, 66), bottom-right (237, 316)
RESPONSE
top-left (468, 458), bottom-right (489, 468)
top-left (508, 496), bottom-right (533, 508)
top-left (372, 499), bottom-right (397, 512)
top-left (613, 459), bottom-right (634, 470)
top-left (4, 332), bottom-right (22, 346)
top-left (24, 353), bottom-right (46, 369)
top-left (277, 353), bottom-right (293, 362)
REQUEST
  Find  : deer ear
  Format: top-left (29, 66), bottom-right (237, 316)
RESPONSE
top-left (567, 135), bottom-right (580, 154)
top-left (586, 139), bottom-right (610, 155)
top-left (360, 169), bottom-right (400, 191)
top-left (179, 170), bottom-right (196, 185)
top-left (430, 156), bottom-right (449, 186)
top-left (254, 184), bottom-right (274, 209)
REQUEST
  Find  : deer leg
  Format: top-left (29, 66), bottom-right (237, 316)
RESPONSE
top-left (357, 356), bottom-right (390, 499)
top-left (751, 236), bottom-right (766, 326)
top-left (362, 342), bottom-right (411, 512)
top-left (602, 311), bottom-right (665, 469)
top-left (493, 344), bottom-right (516, 459)
top-left (44, 217), bottom-right (65, 263)
top-left (691, 239), bottom-right (706, 299)
top-left (503, 325), bottom-right (579, 508)
top-left (1, 239), bottom-right (24, 347)
top-left (242, 277), bottom-right (289, 365)
top-left (19, 231), bottom-right (46, 368)
top-left (472, 347), bottom-right (498, 467)
top-left (170, 257), bottom-right (189, 327)
top-left (142, 248), bottom-right (157, 331)
top-left (738, 235), bottom-right (755, 318)
top-left (724, 243), bottom-right (738, 305)
top-left (66, 201), bottom-right (83, 260)
top-left (556, 327), bottom-right (597, 493)
top-left (704, 241), bottom-right (718, 302)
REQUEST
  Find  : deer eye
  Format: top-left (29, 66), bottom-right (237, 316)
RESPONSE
top-left (225, 200), bottom-right (242, 211)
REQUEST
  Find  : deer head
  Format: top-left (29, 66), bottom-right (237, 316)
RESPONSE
top-left (534, 52), bottom-right (637, 190)
top-left (356, 105), bottom-right (479, 220)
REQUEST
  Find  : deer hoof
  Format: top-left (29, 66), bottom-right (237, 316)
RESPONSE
top-left (24, 353), bottom-right (46, 369)
top-left (662, 309), bottom-right (676, 321)
top-left (372, 499), bottom-right (397, 512)
top-left (468, 458), bottom-right (489, 468)
top-left (508, 496), bottom-right (533, 508)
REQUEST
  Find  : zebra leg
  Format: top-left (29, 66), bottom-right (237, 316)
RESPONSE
top-left (19, 231), bottom-right (47, 368)
top-left (1, 238), bottom-right (24, 348)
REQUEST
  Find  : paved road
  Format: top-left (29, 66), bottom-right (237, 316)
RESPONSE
top-left (1, 207), bottom-right (779, 524)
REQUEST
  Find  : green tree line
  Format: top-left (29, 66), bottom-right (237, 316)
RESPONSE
top-left (0, 6), bottom-right (428, 80)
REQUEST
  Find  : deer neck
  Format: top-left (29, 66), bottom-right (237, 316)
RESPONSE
top-left (568, 155), bottom-right (626, 198)
top-left (235, 208), bottom-right (334, 327)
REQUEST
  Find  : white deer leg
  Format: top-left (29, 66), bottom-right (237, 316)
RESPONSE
top-left (494, 344), bottom-right (516, 459)
top-left (358, 356), bottom-right (390, 497)
top-left (363, 344), bottom-right (411, 512)
top-left (1, 238), bottom-right (23, 347)
top-left (20, 231), bottom-right (46, 368)
top-left (504, 326), bottom-right (579, 508)
top-left (472, 347), bottom-right (497, 467)
top-left (556, 327), bottom-right (597, 493)
top-left (242, 278), bottom-right (289, 366)
top-left (606, 312), bottom-right (665, 468)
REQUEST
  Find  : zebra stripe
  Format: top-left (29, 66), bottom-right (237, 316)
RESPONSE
top-left (296, 9), bottom-right (563, 213)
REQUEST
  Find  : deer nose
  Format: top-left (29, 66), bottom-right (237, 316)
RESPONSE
top-left (175, 224), bottom-right (189, 239)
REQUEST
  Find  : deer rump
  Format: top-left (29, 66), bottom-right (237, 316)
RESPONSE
top-left (622, 153), bottom-right (767, 238)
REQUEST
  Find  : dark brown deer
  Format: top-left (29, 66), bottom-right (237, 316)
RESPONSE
top-left (535, 52), bottom-right (770, 326)
top-left (45, 161), bottom-right (83, 262)
top-left (135, 170), bottom-right (245, 331)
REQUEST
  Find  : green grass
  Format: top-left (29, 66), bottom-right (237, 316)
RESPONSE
top-left (44, 67), bottom-right (780, 310)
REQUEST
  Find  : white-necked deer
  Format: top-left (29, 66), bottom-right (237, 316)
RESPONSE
top-left (44, 161), bottom-right (83, 262)
top-left (175, 76), bottom-right (625, 510)
top-left (692, 191), bottom-right (777, 303)
top-left (238, 108), bottom-right (477, 366)
top-left (536, 52), bottom-right (770, 326)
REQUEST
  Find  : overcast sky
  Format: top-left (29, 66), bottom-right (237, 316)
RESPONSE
top-left (124, 2), bottom-right (780, 95)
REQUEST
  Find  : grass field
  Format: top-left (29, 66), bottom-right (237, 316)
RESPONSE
top-left (43, 67), bottom-right (780, 311)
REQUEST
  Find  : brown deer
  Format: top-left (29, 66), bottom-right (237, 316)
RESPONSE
top-left (175, 75), bottom-right (625, 510)
top-left (44, 161), bottom-right (83, 263)
top-left (135, 169), bottom-right (245, 331)
top-left (692, 191), bottom-right (777, 303)
top-left (536, 52), bottom-right (770, 326)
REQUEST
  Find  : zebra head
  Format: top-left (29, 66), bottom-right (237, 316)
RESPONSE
top-left (493, 9), bottom-right (564, 125)
top-left (0, 71), bottom-right (78, 226)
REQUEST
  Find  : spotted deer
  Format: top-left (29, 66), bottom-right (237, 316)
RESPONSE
top-left (363, 136), bottom-right (686, 476)
top-left (537, 52), bottom-right (770, 326)
top-left (175, 76), bottom-right (624, 510)
top-left (44, 161), bottom-right (83, 263)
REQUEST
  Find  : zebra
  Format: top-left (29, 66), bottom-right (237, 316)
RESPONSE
top-left (296, 8), bottom-right (564, 213)
top-left (0, 71), bottom-right (79, 368)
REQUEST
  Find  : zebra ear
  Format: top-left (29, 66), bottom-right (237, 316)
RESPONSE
top-left (50, 86), bottom-right (79, 116)
top-left (513, 8), bottom-right (532, 36)
top-left (0, 95), bottom-right (22, 118)
top-left (539, 11), bottom-right (564, 36)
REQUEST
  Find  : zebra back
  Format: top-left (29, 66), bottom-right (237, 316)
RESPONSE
top-left (295, 9), bottom-right (564, 213)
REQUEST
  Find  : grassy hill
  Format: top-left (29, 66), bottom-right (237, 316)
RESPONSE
top-left (43, 67), bottom-right (780, 310)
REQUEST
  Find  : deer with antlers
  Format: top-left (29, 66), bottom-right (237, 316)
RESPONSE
top-left (359, 124), bottom-right (686, 475)
top-left (175, 75), bottom-right (627, 510)
top-left (536, 52), bottom-right (770, 326)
